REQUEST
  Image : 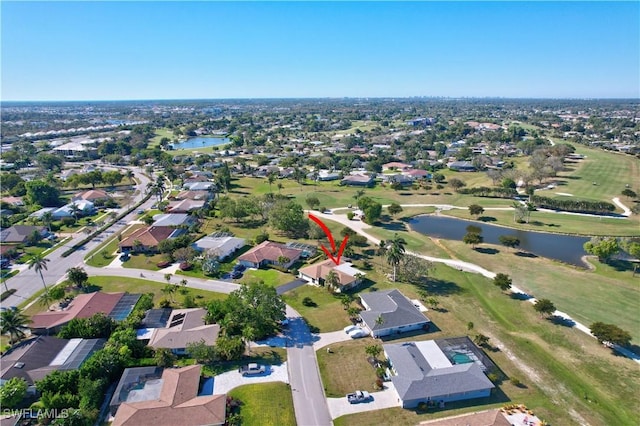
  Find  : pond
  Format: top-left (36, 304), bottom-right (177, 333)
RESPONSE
top-left (170, 137), bottom-right (230, 150)
top-left (408, 215), bottom-right (590, 267)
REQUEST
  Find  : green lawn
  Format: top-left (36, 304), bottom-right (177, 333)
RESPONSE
top-left (440, 238), bottom-right (640, 342)
top-left (122, 253), bottom-right (165, 271)
top-left (240, 269), bottom-right (293, 287)
top-left (283, 285), bottom-right (353, 333)
top-left (442, 208), bottom-right (640, 236)
top-left (324, 261), bottom-right (639, 425)
top-left (551, 144), bottom-right (639, 204)
top-left (228, 382), bottom-right (296, 426)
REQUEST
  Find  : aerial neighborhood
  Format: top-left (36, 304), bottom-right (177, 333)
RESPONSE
top-left (0, 97), bottom-right (637, 426)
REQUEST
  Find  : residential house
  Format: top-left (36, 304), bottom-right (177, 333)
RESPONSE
top-left (0, 196), bottom-right (24, 207)
top-left (144, 309), bottom-right (220, 355)
top-left (166, 199), bottom-right (206, 214)
top-left (383, 337), bottom-right (495, 408)
top-left (0, 225), bottom-right (48, 244)
top-left (52, 200), bottom-right (95, 219)
top-left (382, 162), bottom-right (412, 171)
top-left (341, 174), bottom-right (375, 187)
top-left (182, 181), bottom-right (214, 191)
top-left (298, 259), bottom-right (365, 293)
top-left (384, 174), bottom-right (414, 186)
top-left (192, 235), bottom-right (246, 260)
top-left (448, 161), bottom-right (477, 172)
top-left (359, 289), bottom-right (430, 338)
top-left (111, 365), bottom-right (226, 426)
top-left (29, 292), bottom-right (137, 335)
top-left (152, 213), bottom-right (197, 228)
top-left (404, 169), bottom-right (431, 180)
top-left (174, 190), bottom-right (213, 201)
top-left (119, 226), bottom-right (185, 252)
top-left (314, 170), bottom-right (341, 181)
top-left (0, 336), bottom-right (106, 393)
top-left (237, 241), bottom-right (303, 269)
top-left (72, 189), bottom-right (111, 202)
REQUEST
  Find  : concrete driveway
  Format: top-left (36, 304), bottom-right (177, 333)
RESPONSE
top-left (326, 382), bottom-right (401, 419)
top-left (212, 362), bottom-right (289, 394)
top-left (313, 330), bottom-right (353, 351)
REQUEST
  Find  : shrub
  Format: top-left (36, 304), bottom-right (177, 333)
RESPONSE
top-left (417, 402), bottom-right (428, 412)
top-left (347, 212), bottom-right (355, 220)
top-left (0, 288), bottom-right (17, 301)
top-left (157, 261), bottom-right (171, 268)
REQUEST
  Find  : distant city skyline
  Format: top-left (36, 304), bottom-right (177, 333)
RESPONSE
top-left (2, 1), bottom-right (639, 101)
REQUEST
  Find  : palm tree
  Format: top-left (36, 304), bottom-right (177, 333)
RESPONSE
top-left (27, 254), bottom-right (50, 294)
top-left (242, 325), bottom-right (257, 353)
top-left (325, 270), bottom-right (340, 293)
top-left (386, 233), bottom-right (406, 282)
top-left (267, 173), bottom-right (276, 193)
top-left (353, 189), bottom-right (366, 203)
top-left (126, 170), bottom-right (135, 184)
top-left (1, 307), bottom-right (30, 345)
top-left (41, 211), bottom-right (54, 232)
top-left (38, 290), bottom-right (56, 310)
top-left (69, 202), bottom-right (82, 224)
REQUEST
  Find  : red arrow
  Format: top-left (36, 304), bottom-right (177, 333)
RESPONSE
top-left (308, 213), bottom-right (349, 265)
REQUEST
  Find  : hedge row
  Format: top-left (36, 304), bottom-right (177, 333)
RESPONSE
top-left (530, 195), bottom-right (616, 214)
top-left (457, 186), bottom-right (518, 198)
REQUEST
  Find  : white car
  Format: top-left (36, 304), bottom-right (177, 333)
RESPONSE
top-left (344, 324), bottom-right (359, 334)
top-left (348, 328), bottom-right (368, 339)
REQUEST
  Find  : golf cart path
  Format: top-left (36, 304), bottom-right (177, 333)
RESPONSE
top-left (313, 209), bottom-right (640, 364)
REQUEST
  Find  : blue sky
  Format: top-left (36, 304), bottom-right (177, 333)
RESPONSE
top-left (2, 1), bottom-right (638, 100)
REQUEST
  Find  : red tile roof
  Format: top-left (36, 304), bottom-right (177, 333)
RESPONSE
top-left (30, 292), bottom-right (124, 330)
top-left (238, 241), bottom-right (302, 265)
top-left (112, 365), bottom-right (226, 426)
top-left (119, 226), bottom-right (176, 249)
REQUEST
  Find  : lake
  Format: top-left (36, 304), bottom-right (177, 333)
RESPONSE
top-left (409, 215), bottom-right (590, 267)
top-left (170, 137), bottom-right (230, 150)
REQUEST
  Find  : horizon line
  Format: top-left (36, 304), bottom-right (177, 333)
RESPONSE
top-left (3, 96), bottom-right (640, 103)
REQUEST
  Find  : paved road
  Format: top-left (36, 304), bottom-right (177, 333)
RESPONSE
top-left (286, 305), bottom-right (333, 426)
top-left (276, 278), bottom-right (308, 295)
top-left (2, 166), bottom-right (153, 307)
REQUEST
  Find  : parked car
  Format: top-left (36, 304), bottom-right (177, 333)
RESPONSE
top-left (119, 253), bottom-right (130, 262)
top-left (348, 328), bottom-right (368, 339)
top-left (233, 264), bottom-right (246, 272)
top-left (230, 270), bottom-right (243, 279)
top-left (137, 209), bottom-right (145, 214)
top-left (239, 363), bottom-right (266, 376)
top-left (347, 390), bottom-right (371, 404)
top-left (343, 324), bottom-right (358, 334)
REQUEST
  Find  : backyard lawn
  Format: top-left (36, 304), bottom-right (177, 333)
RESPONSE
top-left (228, 382), bottom-right (296, 426)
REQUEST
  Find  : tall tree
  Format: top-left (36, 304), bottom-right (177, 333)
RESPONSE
top-left (583, 237), bottom-right (620, 264)
top-left (66, 267), bottom-right (88, 288)
top-left (493, 273), bottom-right (512, 292)
top-left (590, 322), bottom-right (632, 347)
top-left (533, 298), bottom-right (556, 318)
top-left (498, 235), bottom-right (521, 251)
top-left (468, 204), bottom-right (484, 218)
top-left (27, 254), bottom-right (50, 294)
top-left (386, 233), bottom-right (406, 282)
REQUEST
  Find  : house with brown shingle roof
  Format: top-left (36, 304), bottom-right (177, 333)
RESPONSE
top-left (72, 189), bottom-right (111, 202)
top-left (30, 292), bottom-right (125, 335)
top-left (382, 161), bottom-right (412, 171)
top-left (111, 365), bottom-right (226, 426)
top-left (237, 240), bottom-right (303, 269)
top-left (298, 259), bottom-right (365, 293)
top-left (119, 226), bottom-right (184, 253)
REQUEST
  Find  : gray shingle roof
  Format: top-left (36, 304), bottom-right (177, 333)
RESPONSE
top-left (359, 289), bottom-right (429, 332)
top-left (384, 341), bottom-right (494, 401)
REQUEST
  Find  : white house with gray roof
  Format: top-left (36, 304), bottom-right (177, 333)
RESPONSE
top-left (383, 339), bottom-right (494, 408)
top-left (359, 289), bottom-right (430, 338)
